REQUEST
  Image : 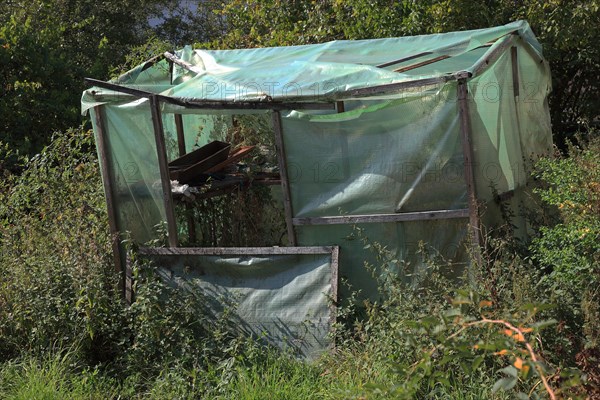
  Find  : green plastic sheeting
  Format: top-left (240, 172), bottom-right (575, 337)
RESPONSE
top-left (281, 85), bottom-right (466, 217)
top-left (468, 41), bottom-right (552, 233)
top-left (142, 252), bottom-right (335, 359)
top-left (83, 20), bottom-right (552, 310)
top-left (82, 20), bottom-right (540, 109)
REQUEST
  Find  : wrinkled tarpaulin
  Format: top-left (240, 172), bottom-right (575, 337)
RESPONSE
top-left (82, 20), bottom-right (552, 355)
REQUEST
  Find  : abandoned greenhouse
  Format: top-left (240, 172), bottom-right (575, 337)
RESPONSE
top-left (81, 20), bottom-right (552, 358)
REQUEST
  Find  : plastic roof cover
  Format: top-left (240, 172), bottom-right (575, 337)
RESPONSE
top-left (82, 20), bottom-right (541, 110)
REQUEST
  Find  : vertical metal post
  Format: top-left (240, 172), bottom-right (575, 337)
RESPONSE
top-left (174, 113), bottom-right (197, 244)
top-left (271, 110), bottom-right (297, 246)
top-left (457, 79), bottom-right (482, 262)
top-left (93, 106), bottom-right (126, 299)
top-left (511, 46), bottom-right (520, 98)
top-left (174, 114), bottom-right (187, 156)
top-left (329, 246), bottom-right (339, 329)
top-left (149, 95), bottom-right (179, 247)
top-left (125, 257), bottom-right (134, 305)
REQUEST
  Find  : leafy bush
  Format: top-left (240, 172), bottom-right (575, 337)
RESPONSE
top-left (1, 126), bottom-right (597, 398)
top-left (0, 128), bottom-right (124, 363)
top-left (0, 128), bottom-right (269, 395)
top-left (530, 133), bottom-right (600, 395)
top-left (325, 209), bottom-right (592, 399)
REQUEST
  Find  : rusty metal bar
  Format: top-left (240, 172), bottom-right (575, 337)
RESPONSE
top-left (93, 105), bottom-right (126, 299)
top-left (457, 79), bottom-right (482, 262)
top-left (149, 95), bottom-right (179, 247)
top-left (470, 33), bottom-right (516, 77)
top-left (271, 110), bottom-right (297, 246)
top-left (376, 51), bottom-right (434, 68)
top-left (293, 209), bottom-right (470, 226)
top-left (84, 78), bottom-right (335, 110)
top-left (511, 46), bottom-right (520, 97)
top-left (394, 55), bottom-right (451, 73)
top-left (329, 245), bottom-right (339, 337)
top-left (174, 113), bottom-right (197, 244)
top-left (138, 246), bottom-right (336, 256)
top-left (174, 114), bottom-right (186, 156)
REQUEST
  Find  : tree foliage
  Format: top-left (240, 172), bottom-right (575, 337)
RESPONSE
top-left (1, 0), bottom-right (597, 164)
top-left (212, 0), bottom-right (600, 147)
top-left (0, 0), bottom-right (224, 168)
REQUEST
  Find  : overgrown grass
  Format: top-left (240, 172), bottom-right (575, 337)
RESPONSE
top-left (0, 350), bottom-right (515, 400)
top-left (0, 128), bottom-right (598, 398)
top-left (0, 352), bottom-right (118, 400)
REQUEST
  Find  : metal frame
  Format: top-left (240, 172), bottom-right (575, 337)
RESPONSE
top-left (149, 95), bottom-right (179, 247)
top-left (163, 51), bottom-right (203, 74)
top-left (394, 55), bottom-right (451, 73)
top-left (93, 106), bottom-right (125, 297)
top-left (293, 209), bottom-right (470, 226)
top-left (84, 78), bottom-right (335, 110)
top-left (91, 32), bottom-right (526, 298)
top-left (137, 246), bottom-right (338, 256)
top-left (511, 46), bottom-right (520, 97)
top-left (470, 33), bottom-right (516, 77)
top-left (174, 113), bottom-right (197, 244)
top-left (375, 33), bottom-right (502, 70)
top-left (457, 79), bottom-right (482, 261)
top-left (174, 113), bottom-right (186, 155)
top-left (271, 110), bottom-right (297, 245)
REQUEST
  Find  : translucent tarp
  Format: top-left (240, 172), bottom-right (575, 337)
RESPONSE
top-left (90, 103), bottom-right (230, 243)
top-left (297, 221), bottom-right (468, 298)
top-left (281, 84), bottom-right (466, 217)
top-left (90, 103), bottom-right (163, 244)
top-left (467, 41), bottom-right (552, 235)
top-left (82, 20), bottom-right (541, 110)
top-left (83, 20), bottom-right (553, 301)
top-left (141, 251), bottom-right (335, 359)
top-left (279, 84), bottom-right (472, 296)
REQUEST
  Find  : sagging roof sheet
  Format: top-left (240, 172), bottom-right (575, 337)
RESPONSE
top-left (82, 20), bottom-right (540, 111)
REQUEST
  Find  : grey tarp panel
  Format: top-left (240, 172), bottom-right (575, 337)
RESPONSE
top-left (138, 249), bottom-right (336, 359)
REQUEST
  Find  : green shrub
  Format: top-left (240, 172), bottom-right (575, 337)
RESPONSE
top-left (1, 126), bottom-right (597, 398)
top-left (0, 128), bottom-right (124, 363)
top-left (531, 134), bottom-right (600, 347)
top-left (0, 128), bottom-right (283, 396)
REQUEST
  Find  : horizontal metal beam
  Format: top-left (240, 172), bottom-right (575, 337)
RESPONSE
top-left (375, 37), bottom-right (494, 71)
top-left (293, 209), bottom-right (470, 225)
top-left (394, 55), bottom-right (451, 73)
top-left (343, 76), bottom-right (452, 98)
top-left (376, 51), bottom-right (434, 69)
top-left (138, 246), bottom-right (338, 256)
top-left (84, 78), bottom-right (335, 110)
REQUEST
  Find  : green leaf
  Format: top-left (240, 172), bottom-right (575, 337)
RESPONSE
top-left (443, 308), bottom-right (462, 317)
top-left (436, 376), bottom-right (451, 388)
top-left (499, 365), bottom-right (518, 377)
top-left (492, 377), bottom-right (517, 392)
top-left (531, 319), bottom-right (558, 330)
top-left (472, 355), bottom-right (484, 370)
